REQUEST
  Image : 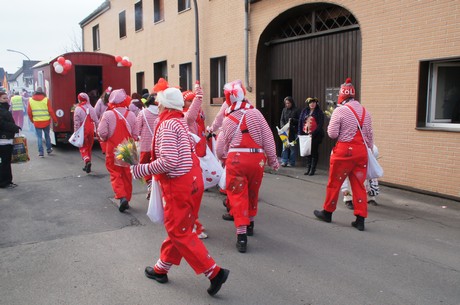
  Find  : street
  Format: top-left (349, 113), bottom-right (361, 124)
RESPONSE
top-left (0, 129), bottom-right (459, 305)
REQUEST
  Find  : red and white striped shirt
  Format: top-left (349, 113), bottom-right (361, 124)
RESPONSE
top-left (328, 99), bottom-right (373, 148)
top-left (136, 106), bottom-right (158, 152)
top-left (97, 108), bottom-right (139, 141)
top-left (216, 108), bottom-right (278, 169)
top-left (73, 103), bottom-right (99, 131)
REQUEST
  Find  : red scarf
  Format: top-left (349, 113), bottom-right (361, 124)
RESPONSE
top-left (225, 99), bottom-right (254, 116)
top-left (151, 109), bottom-right (184, 161)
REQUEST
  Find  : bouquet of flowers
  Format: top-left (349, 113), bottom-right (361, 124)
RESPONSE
top-left (114, 138), bottom-right (139, 167)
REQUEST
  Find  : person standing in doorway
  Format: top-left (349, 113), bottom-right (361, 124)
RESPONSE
top-left (27, 87), bottom-right (58, 157)
top-left (279, 96), bottom-right (300, 167)
top-left (298, 97), bottom-right (325, 176)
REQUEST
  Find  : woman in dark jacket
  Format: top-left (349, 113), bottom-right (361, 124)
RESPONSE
top-left (0, 92), bottom-right (21, 188)
top-left (298, 97), bottom-right (324, 176)
top-left (279, 96), bottom-right (301, 167)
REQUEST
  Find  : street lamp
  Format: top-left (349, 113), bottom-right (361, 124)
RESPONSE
top-left (6, 49), bottom-right (31, 61)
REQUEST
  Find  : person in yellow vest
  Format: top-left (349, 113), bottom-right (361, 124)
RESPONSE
top-left (27, 87), bottom-right (58, 157)
top-left (10, 91), bottom-right (24, 129)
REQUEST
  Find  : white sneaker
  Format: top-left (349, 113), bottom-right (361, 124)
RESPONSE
top-left (197, 232), bottom-right (208, 239)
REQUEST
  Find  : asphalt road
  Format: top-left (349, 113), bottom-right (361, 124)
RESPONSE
top-left (0, 129), bottom-right (459, 305)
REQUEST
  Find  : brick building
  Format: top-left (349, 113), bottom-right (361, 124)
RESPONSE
top-left (80, 0), bottom-right (460, 200)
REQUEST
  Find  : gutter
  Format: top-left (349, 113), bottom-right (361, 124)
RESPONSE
top-left (245, 0), bottom-right (252, 92)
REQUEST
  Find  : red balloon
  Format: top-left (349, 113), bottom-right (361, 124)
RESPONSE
top-left (121, 59), bottom-right (129, 66)
top-left (63, 62), bottom-right (72, 71)
top-left (127, 61), bottom-right (132, 67)
top-left (57, 56), bottom-right (65, 65)
top-left (115, 55), bottom-right (122, 63)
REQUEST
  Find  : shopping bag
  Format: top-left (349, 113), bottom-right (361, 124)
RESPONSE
top-left (366, 148), bottom-right (383, 179)
top-left (298, 135), bottom-right (312, 157)
top-left (69, 125), bottom-right (85, 147)
top-left (146, 179), bottom-right (164, 223)
top-left (276, 122), bottom-right (290, 149)
top-left (199, 146), bottom-right (224, 190)
top-left (218, 168), bottom-right (227, 190)
top-left (11, 135), bottom-right (30, 163)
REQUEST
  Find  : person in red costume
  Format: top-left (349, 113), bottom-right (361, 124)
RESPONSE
top-left (131, 80), bottom-right (229, 296)
top-left (98, 89), bottom-right (139, 212)
top-left (73, 93), bottom-right (99, 173)
top-left (215, 80), bottom-right (280, 253)
top-left (313, 78), bottom-right (374, 231)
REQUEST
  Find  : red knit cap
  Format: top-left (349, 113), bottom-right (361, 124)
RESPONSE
top-left (182, 90), bottom-right (196, 102)
top-left (338, 78), bottom-right (355, 104)
top-left (78, 92), bottom-right (90, 103)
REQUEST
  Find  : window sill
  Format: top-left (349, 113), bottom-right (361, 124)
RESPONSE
top-left (416, 126), bottom-right (460, 132)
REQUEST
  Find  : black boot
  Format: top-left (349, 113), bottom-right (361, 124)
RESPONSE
top-left (85, 161), bottom-right (91, 173)
top-left (313, 209), bottom-right (332, 223)
top-left (304, 156), bottom-right (312, 175)
top-left (247, 221), bottom-right (254, 236)
top-left (236, 234), bottom-right (247, 253)
top-left (308, 158), bottom-right (318, 176)
top-left (351, 216), bottom-right (365, 231)
top-left (207, 268), bottom-right (230, 296)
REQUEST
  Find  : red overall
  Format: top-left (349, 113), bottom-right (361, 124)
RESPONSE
top-left (79, 106), bottom-right (95, 163)
top-left (226, 115), bottom-right (266, 228)
top-left (105, 109), bottom-right (133, 201)
top-left (155, 118), bottom-right (215, 274)
top-left (139, 151), bottom-right (152, 184)
top-left (323, 107), bottom-right (368, 217)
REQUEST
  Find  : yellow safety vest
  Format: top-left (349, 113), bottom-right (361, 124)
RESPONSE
top-left (11, 95), bottom-right (23, 111)
top-left (29, 98), bottom-right (51, 122)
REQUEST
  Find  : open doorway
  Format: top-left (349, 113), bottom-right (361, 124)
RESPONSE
top-left (271, 79), bottom-right (292, 156)
top-left (75, 65), bottom-right (103, 106)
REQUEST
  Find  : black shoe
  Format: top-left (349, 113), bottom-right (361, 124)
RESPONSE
top-left (144, 266), bottom-right (168, 283)
top-left (313, 209), bottom-right (332, 223)
top-left (119, 198), bottom-right (130, 212)
top-left (85, 162), bottom-right (91, 173)
top-left (345, 200), bottom-right (354, 210)
top-left (207, 268), bottom-right (230, 296)
top-left (236, 234), bottom-right (247, 253)
top-left (47, 148), bottom-right (53, 155)
top-left (304, 170), bottom-right (310, 176)
top-left (222, 213), bottom-right (234, 221)
top-left (247, 221), bottom-right (254, 236)
top-left (82, 164), bottom-right (87, 172)
top-left (368, 199), bottom-right (378, 206)
top-left (222, 197), bottom-right (230, 212)
top-left (351, 216), bottom-right (365, 231)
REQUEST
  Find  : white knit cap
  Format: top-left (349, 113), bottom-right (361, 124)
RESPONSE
top-left (224, 81), bottom-right (245, 103)
top-left (157, 87), bottom-right (184, 111)
top-left (109, 89), bottom-right (127, 104)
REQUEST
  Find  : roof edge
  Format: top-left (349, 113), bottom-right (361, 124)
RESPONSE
top-left (79, 1), bottom-right (110, 28)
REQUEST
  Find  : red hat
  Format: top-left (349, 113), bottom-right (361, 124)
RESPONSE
top-left (78, 92), bottom-right (90, 103)
top-left (338, 78), bottom-right (355, 104)
top-left (182, 90), bottom-right (195, 102)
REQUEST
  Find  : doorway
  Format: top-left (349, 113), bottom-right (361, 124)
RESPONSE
top-left (75, 65), bottom-right (103, 106)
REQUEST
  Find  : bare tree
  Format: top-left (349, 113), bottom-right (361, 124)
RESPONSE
top-left (62, 30), bottom-right (83, 53)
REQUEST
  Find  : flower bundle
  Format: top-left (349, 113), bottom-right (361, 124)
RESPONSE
top-left (114, 138), bottom-right (139, 167)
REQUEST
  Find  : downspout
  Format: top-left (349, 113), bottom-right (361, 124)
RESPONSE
top-left (193, 0), bottom-right (200, 81)
top-left (245, 0), bottom-right (252, 92)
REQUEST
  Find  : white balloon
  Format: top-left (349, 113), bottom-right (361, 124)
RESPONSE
top-left (53, 61), bottom-right (59, 68)
top-left (65, 59), bottom-right (72, 65)
top-left (54, 64), bottom-right (64, 74)
top-left (122, 56), bottom-right (129, 61)
top-left (117, 62), bottom-right (123, 67)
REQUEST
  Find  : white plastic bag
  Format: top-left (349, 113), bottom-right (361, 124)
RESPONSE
top-left (69, 125), bottom-right (85, 147)
top-left (218, 168), bottom-right (227, 190)
top-left (146, 179), bottom-right (164, 223)
top-left (199, 146), bottom-right (224, 190)
top-left (298, 135), bottom-right (312, 157)
top-left (366, 148), bottom-right (383, 179)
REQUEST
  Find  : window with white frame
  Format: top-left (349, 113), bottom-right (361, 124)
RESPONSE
top-left (135, 1), bottom-right (143, 31)
top-left (154, 0), bottom-right (164, 23)
top-left (210, 56), bottom-right (226, 104)
top-left (119, 11), bottom-right (126, 38)
top-left (178, 0), bottom-right (191, 12)
top-left (424, 61), bottom-right (460, 128)
top-left (92, 24), bottom-right (100, 51)
top-left (179, 63), bottom-right (192, 91)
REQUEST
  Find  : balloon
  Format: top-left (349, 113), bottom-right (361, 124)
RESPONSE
top-left (54, 64), bottom-right (64, 74)
top-left (117, 62), bottom-right (123, 67)
top-left (122, 56), bottom-right (129, 61)
top-left (127, 61), bottom-right (132, 67)
top-left (65, 59), bottom-right (72, 67)
top-left (115, 55), bottom-right (122, 63)
top-left (53, 61), bottom-right (59, 68)
top-left (61, 69), bottom-right (68, 75)
top-left (63, 62), bottom-right (72, 71)
top-left (121, 59), bottom-right (129, 66)
top-left (57, 56), bottom-right (65, 65)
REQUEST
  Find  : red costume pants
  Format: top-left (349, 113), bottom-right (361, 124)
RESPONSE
top-left (225, 152), bottom-right (266, 227)
top-left (139, 151), bottom-right (152, 183)
top-left (158, 157), bottom-right (215, 274)
top-left (79, 121), bottom-right (94, 163)
top-left (323, 133), bottom-right (368, 217)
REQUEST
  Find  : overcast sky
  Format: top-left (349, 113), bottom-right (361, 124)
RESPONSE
top-left (1, 0), bottom-right (105, 74)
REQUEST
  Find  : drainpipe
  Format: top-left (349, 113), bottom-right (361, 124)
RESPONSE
top-left (193, 0), bottom-right (200, 81)
top-left (245, 0), bottom-right (252, 92)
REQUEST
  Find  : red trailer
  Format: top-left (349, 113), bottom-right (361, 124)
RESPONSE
top-left (32, 52), bottom-right (131, 144)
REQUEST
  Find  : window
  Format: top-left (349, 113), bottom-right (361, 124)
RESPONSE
top-left (154, 61), bottom-right (168, 84)
top-left (92, 24), bottom-right (100, 51)
top-left (178, 0), bottom-right (191, 12)
top-left (136, 72), bottom-right (145, 94)
top-left (210, 56), bottom-right (226, 104)
top-left (119, 11), bottom-right (126, 38)
top-left (154, 0), bottom-right (164, 22)
top-left (418, 59), bottom-right (460, 129)
top-left (179, 63), bottom-right (192, 91)
top-left (135, 1), bottom-right (143, 31)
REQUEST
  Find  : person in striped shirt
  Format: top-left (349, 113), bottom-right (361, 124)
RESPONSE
top-left (314, 78), bottom-right (374, 231)
top-left (216, 80), bottom-right (280, 253)
top-left (131, 81), bottom-right (229, 296)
